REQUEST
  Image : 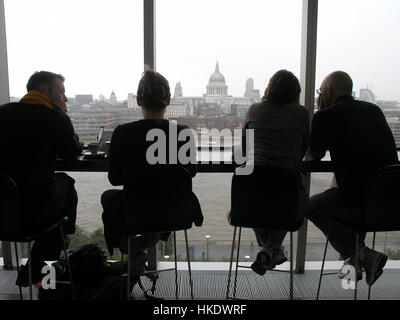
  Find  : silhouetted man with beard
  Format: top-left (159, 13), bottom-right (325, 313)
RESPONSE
top-left (0, 71), bottom-right (81, 287)
top-left (307, 71), bottom-right (398, 286)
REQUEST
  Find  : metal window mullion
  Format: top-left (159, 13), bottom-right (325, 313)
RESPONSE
top-left (296, 0), bottom-right (319, 273)
top-left (0, 0), bottom-right (10, 104)
top-left (0, 0), bottom-right (13, 268)
top-left (144, 0), bottom-right (156, 71)
top-left (143, 0), bottom-right (158, 271)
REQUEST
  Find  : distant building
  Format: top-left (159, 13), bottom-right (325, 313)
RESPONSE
top-left (170, 62), bottom-right (253, 115)
top-left (231, 104), bottom-right (251, 120)
top-left (377, 100), bottom-right (399, 110)
top-left (173, 82), bottom-right (183, 98)
top-left (67, 97), bottom-right (76, 106)
top-left (127, 93), bottom-right (138, 109)
top-left (196, 103), bottom-right (223, 117)
top-left (171, 96), bottom-right (205, 116)
top-left (75, 94), bottom-right (93, 105)
top-left (165, 102), bottom-right (188, 118)
top-left (244, 78), bottom-right (260, 101)
top-left (203, 61), bottom-right (243, 113)
top-left (68, 105), bottom-right (142, 142)
top-left (387, 117), bottom-right (400, 147)
top-left (204, 62), bottom-right (228, 97)
top-left (359, 88), bottom-right (375, 103)
top-left (109, 90), bottom-right (117, 105)
top-left (69, 61), bottom-right (258, 141)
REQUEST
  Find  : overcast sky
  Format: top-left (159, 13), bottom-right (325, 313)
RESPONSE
top-left (3, 0), bottom-right (400, 101)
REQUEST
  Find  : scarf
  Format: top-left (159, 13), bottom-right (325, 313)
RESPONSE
top-left (20, 90), bottom-right (53, 109)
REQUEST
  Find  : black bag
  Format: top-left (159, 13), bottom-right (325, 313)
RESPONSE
top-left (38, 243), bottom-right (160, 300)
top-left (39, 244), bottom-right (127, 300)
top-left (57, 243), bottom-right (107, 280)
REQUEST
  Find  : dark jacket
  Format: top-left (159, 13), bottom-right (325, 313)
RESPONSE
top-left (102, 119), bottom-right (203, 253)
top-left (0, 102), bottom-right (81, 215)
top-left (108, 119), bottom-right (197, 184)
top-left (310, 96), bottom-right (399, 207)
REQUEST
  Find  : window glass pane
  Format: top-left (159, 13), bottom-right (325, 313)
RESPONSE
top-left (157, 0), bottom-right (302, 261)
top-left (5, 0), bottom-right (144, 145)
top-left (312, 0), bottom-right (400, 261)
top-left (157, 0), bottom-right (302, 148)
top-left (4, 0), bottom-right (143, 256)
top-left (316, 0), bottom-right (400, 145)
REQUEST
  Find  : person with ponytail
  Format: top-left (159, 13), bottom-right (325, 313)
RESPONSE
top-left (101, 70), bottom-right (203, 274)
top-left (242, 70), bottom-right (310, 275)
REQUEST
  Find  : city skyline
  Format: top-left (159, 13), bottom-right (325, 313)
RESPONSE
top-left (3, 0), bottom-right (400, 101)
top-left (10, 72), bottom-right (397, 106)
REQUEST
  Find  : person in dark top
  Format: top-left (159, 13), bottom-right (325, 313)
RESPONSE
top-left (0, 71), bottom-right (81, 287)
top-left (239, 70), bottom-right (310, 275)
top-left (101, 70), bottom-right (203, 274)
top-left (308, 71), bottom-right (399, 286)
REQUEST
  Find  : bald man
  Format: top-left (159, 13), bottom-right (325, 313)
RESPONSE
top-left (307, 71), bottom-right (398, 287)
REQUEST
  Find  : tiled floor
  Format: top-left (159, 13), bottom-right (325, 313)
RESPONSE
top-left (1, 264), bottom-right (400, 300)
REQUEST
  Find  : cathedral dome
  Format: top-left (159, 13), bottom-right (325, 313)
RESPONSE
top-left (209, 62), bottom-right (225, 83)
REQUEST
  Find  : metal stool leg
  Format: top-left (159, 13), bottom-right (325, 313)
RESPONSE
top-left (317, 221), bottom-right (332, 300)
top-left (174, 231), bottom-right (178, 300)
top-left (120, 251), bottom-right (125, 300)
top-left (60, 226), bottom-right (76, 299)
top-left (290, 232), bottom-right (294, 300)
top-left (226, 226), bottom-right (237, 299)
top-left (233, 227), bottom-right (242, 298)
top-left (184, 230), bottom-right (194, 300)
top-left (14, 242), bottom-right (23, 300)
top-left (368, 232), bottom-right (376, 300)
top-left (127, 236), bottom-right (131, 300)
top-left (354, 234), bottom-right (359, 301)
top-left (28, 241), bottom-right (32, 300)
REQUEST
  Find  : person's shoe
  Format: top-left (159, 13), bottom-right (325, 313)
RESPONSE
top-left (269, 246), bottom-right (288, 269)
top-left (338, 256), bottom-right (363, 282)
top-left (251, 247), bottom-right (273, 276)
top-left (15, 263), bottom-right (45, 288)
top-left (359, 247), bottom-right (388, 287)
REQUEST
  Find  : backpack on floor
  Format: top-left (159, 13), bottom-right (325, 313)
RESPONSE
top-left (38, 243), bottom-right (159, 300)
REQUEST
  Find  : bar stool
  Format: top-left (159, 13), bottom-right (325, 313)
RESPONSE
top-left (122, 230), bottom-right (193, 300)
top-left (226, 166), bottom-right (304, 300)
top-left (118, 168), bottom-right (197, 300)
top-left (316, 164), bottom-right (400, 300)
top-left (0, 172), bottom-right (75, 300)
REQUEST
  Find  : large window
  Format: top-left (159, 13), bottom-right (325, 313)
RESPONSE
top-left (2, 1), bottom-right (400, 265)
top-left (156, 0), bottom-right (303, 261)
top-left (310, 0), bottom-right (400, 260)
top-left (4, 0), bottom-right (143, 256)
top-left (5, 0), bottom-right (144, 144)
top-left (316, 0), bottom-right (400, 144)
top-left (157, 0), bottom-right (302, 148)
